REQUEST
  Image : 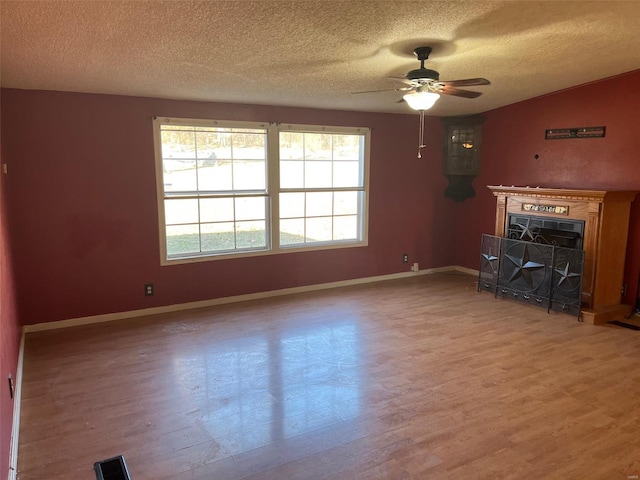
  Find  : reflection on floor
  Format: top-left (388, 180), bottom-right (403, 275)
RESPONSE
top-left (173, 321), bottom-right (362, 456)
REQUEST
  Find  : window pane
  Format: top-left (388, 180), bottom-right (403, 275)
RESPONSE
top-left (233, 133), bottom-right (266, 160)
top-left (201, 222), bottom-right (235, 252)
top-left (163, 160), bottom-right (197, 192)
top-left (167, 224), bottom-right (200, 255)
top-left (165, 199), bottom-right (199, 225)
top-left (233, 160), bottom-right (266, 190)
top-left (305, 161), bottom-right (332, 188)
top-left (333, 161), bottom-right (361, 188)
top-left (334, 191), bottom-right (358, 215)
top-left (306, 192), bottom-right (333, 217)
top-left (280, 161), bottom-right (303, 188)
top-left (235, 196), bottom-right (266, 221)
top-left (236, 221), bottom-right (267, 248)
top-left (334, 215), bottom-right (358, 240)
top-left (280, 132), bottom-right (304, 160)
top-left (280, 192), bottom-right (305, 219)
top-left (304, 133), bottom-right (332, 160)
top-left (200, 198), bottom-right (234, 223)
top-left (198, 159), bottom-right (233, 191)
top-left (333, 135), bottom-right (361, 160)
top-left (161, 130), bottom-right (196, 159)
top-left (276, 130), bottom-right (366, 247)
top-left (280, 218), bottom-right (304, 245)
top-left (306, 217), bottom-right (332, 242)
top-left (195, 131), bottom-right (225, 159)
top-left (214, 132), bottom-right (233, 159)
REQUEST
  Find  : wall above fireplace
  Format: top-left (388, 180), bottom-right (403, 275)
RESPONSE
top-left (488, 186), bottom-right (638, 324)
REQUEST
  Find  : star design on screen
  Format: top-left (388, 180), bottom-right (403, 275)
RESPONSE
top-left (482, 248), bottom-right (499, 273)
top-left (554, 262), bottom-right (581, 286)
top-left (516, 218), bottom-right (536, 242)
top-left (505, 244), bottom-right (545, 286)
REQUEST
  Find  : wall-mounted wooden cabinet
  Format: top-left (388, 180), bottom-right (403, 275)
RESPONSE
top-left (442, 115), bottom-right (485, 201)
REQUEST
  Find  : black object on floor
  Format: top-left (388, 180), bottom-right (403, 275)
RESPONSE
top-left (609, 320), bottom-right (640, 331)
top-left (94, 455), bottom-right (131, 480)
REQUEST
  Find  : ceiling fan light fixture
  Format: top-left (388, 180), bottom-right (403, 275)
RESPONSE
top-left (403, 91), bottom-right (440, 111)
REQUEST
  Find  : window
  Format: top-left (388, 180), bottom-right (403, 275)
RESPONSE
top-left (153, 117), bottom-right (370, 263)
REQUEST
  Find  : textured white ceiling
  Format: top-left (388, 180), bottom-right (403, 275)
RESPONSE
top-left (2, 1), bottom-right (640, 116)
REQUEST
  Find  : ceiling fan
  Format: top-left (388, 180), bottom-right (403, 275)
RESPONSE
top-left (354, 46), bottom-right (490, 106)
top-left (353, 46), bottom-right (490, 158)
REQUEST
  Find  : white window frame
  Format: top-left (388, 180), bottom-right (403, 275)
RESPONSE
top-left (153, 117), bottom-right (370, 265)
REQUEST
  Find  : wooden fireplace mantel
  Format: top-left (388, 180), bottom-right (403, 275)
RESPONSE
top-left (488, 186), bottom-right (638, 324)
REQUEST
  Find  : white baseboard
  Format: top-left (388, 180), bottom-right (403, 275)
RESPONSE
top-left (450, 265), bottom-right (479, 276)
top-left (23, 265), bottom-right (476, 333)
top-left (7, 331), bottom-right (25, 480)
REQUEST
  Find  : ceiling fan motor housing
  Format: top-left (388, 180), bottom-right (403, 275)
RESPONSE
top-left (406, 68), bottom-right (440, 81)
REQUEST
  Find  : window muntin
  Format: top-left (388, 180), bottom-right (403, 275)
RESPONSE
top-left (278, 129), bottom-right (365, 248)
top-left (156, 120), bottom-right (269, 260)
top-left (278, 191), bottom-right (363, 245)
top-left (154, 118), bottom-right (369, 263)
top-left (279, 131), bottom-right (363, 189)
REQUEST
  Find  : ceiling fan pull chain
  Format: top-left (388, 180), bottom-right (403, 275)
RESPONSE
top-left (417, 110), bottom-right (426, 158)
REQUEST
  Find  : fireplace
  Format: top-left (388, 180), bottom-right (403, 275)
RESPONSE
top-left (487, 186), bottom-right (638, 324)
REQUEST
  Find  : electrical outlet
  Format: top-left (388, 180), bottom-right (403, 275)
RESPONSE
top-left (402, 254), bottom-right (408, 263)
top-left (144, 283), bottom-right (154, 296)
top-left (8, 374), bottom-right (14, 399)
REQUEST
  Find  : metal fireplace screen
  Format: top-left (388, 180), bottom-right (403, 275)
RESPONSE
top-left (478, 234), bottom-right (584, 319)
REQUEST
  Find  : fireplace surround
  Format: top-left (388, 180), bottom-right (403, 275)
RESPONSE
top-left (488, 186), bottom-right (638, 324)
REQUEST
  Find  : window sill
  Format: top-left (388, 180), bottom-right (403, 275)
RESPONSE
top-left (161, 240), bottom-right (368, 266)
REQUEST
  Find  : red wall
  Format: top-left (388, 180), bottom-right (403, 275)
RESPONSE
top-left (2, 72), bottom-right (639, 476)
top-left (454, 70), bottom-right (640, 306)
top-left (1, 89), bottom-right (455, 325)
top-left (0, 117), bottom-right (21, 480)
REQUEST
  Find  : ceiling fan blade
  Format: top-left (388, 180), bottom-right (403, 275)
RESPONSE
top-left (351, 86), bottom-right (413, 94)
top-left (440, 86), bottom-right (483, 98)
top-left (440, 78), bottom-right (490, 87)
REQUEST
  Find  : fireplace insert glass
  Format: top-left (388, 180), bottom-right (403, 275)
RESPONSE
top-left (507, 214), bottom-right (584, 250)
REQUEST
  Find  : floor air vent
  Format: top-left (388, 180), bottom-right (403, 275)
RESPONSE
top-left (94, 455), bottom-right (131, 480)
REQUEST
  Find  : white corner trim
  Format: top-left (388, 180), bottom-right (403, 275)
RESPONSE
top-left (7, 331), bottom-right (25, 480)
top-left (23, 266), bottom-right (475, 333)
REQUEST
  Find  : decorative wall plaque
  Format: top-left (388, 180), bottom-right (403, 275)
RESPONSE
top-left (522, 203), bottom-right (569, 215)
top-left (545, 126), bottom-right (605, 140)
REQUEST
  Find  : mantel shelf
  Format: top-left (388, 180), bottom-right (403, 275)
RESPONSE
top-left (488, 186), bottom-right (639, 203)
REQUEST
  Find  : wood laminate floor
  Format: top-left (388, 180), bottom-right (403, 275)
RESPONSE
top-left (17, 273), bottom-right (640, 479)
